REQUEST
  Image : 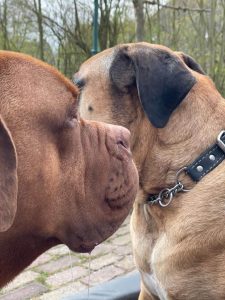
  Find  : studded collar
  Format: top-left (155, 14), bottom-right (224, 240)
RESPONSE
top-left (147, 131), bottom-right (225, 207)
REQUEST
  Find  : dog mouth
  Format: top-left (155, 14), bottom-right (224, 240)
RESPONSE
top-left (65, 237), bottom-right (99, 253)
top-left (67, 244), bottom-right (96, 254)
top-left (68, 236), bottom-right (106, 254)
top-left (77, 243), bottom-right (97, 253)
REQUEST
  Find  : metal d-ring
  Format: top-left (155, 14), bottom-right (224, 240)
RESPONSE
top-left (148, 167), bottom-right (191, 208)
top-left (158, 188), bottom-right (173, 207)
top-left (158, 167), bottom-right (190, 207)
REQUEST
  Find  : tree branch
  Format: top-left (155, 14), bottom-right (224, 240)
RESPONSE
top-left (144, 1), bottom-right (211, 12)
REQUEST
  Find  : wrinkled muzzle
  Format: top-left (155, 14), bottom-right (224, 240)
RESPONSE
top-left (66, 121), bottom-right (138, 253)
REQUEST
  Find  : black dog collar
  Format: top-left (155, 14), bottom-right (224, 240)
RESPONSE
top-left (147, 130), bottom-right (225, 207)
top-left (186, 131), bottom-right (225, 181)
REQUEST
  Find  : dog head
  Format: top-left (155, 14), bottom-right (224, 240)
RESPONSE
top-left (76, 43), bottom-right (205, 129)
top-left (0, 52), bottom-right (138, 254)
top-left (76, 43), bottom-right (225, 300)
top-left (76, 42), bottom-right (208, 192)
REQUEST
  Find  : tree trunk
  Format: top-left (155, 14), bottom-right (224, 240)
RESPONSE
top-left (34, 0), bottom-right (44, 61)
top-left (156, 0), bottom-right (161, 43)
top-left (208, 0), bottom-right (217, 80)
top-left (171, 0), bottom-right (177, 48)
top-left (133, 0), bottom-right (144, 41)
top-left (3, 0), bottom-right (9, 50)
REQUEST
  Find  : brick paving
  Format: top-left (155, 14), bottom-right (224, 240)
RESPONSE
top-left (0, 216), bottom-right (136, 300)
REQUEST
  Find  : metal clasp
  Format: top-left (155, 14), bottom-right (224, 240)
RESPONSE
top-left (217, 130), bottom-right (225, 152)
top-left (155, 167), bottom-right (190, 207)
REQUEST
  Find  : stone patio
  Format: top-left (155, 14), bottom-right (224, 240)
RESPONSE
top-left (0, 216), bottom-right (136, 300)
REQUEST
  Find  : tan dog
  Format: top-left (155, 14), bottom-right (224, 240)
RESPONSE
top-left (0, 51), bottom-right (138, 287)
top-left (76, 42), bottom-right (225, 299)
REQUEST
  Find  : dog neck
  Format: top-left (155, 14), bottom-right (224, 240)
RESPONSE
top-left (0, 232), bottom-right (58, 288)
top-left (133, 75), bottom-right (225, 199)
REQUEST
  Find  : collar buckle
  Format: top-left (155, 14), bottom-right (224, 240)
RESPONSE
top-left (217, 130), bottom-right (225, 152)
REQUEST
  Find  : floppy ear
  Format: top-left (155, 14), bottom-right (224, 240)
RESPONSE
top-left (0, 116), bottom-right (18, 232)
top-left (110, 45), bottom-right (196, 128)
top-left (175, 52), bottom-right (205, 75)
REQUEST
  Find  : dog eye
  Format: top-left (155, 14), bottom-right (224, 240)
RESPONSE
top-left (72, 74), bottom-right (85, 90)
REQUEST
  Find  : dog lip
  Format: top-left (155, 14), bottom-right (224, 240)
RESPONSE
top-left (78, 242), bottom-right (98, 253)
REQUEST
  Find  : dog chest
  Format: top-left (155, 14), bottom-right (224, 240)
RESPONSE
top-left (141, 271), bottom-right (168, 300)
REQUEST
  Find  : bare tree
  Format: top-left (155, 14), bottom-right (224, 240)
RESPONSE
top-left (208, 0), bottom-right (217, 79)
top-left (1, 0), bottom-right (224, 97)
top-left (0, 0), bottom-right (9, 50)
top-left (133, 0), bottom-right (145, 41)
top-left (33, 0), bottom-right (44, 60)
top-left (217, 0), bottom-right (225, 91)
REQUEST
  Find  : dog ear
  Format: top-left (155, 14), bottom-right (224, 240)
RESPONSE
top-left (110, 45), bottom-right (196, 128)
top-left (175, 52), bottom-right (205, 75)
top-left (0, 116), bottom-right (18, 232)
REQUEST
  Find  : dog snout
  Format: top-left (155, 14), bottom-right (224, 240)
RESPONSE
top-left (107, 124), bottom-right (131, 152)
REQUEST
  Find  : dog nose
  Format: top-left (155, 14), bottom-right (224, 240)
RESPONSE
top-left (107, 124), bottom-right (131, 151)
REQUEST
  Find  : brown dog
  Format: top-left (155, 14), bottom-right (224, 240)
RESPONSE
top-left (0, 51), bottom-right (138, 288)
top-left (76, 42), bottom-right (225, 299)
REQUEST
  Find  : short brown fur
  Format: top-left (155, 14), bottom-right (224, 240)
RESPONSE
top-left (0, 51), bottom-right (138, 287)
top-left (77, 42), bottom-right (225, 299)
